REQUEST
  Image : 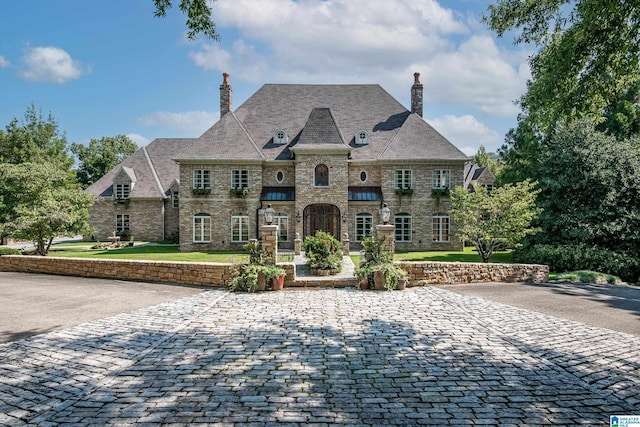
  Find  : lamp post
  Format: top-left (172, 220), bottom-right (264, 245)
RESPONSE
top-left (380, 203), bottom-right (391, 225)
top-left (264, 204), bottom-right (275, 225)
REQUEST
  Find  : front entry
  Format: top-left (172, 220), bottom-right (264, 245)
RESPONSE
top-left (303, 204), bottom-right (341, 239)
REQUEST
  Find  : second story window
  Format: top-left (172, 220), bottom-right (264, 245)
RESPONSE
top-left (394, 170), bottom-right (412, 189)
top-left (193, 169), bottom-right (211, 189)
top-left (432, 169), bottom-right (451, 189)
top-left (231, 170), bottom-right (249, 189)
top-left (314, 164), bottom-right (329, 187)
top-left (172, 191), bottom-right (179, 208)
top-left (115, 184), bottom-right (130, 199)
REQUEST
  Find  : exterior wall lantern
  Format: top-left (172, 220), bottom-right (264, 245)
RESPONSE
top-left (264, 204), bottom-right (275, 225)
top-left (380, 203), bottom-right (391, 225)
top-left (295, 211), bottom-right (302, 223)
top-left (342, 212), bottom-right (348, 223)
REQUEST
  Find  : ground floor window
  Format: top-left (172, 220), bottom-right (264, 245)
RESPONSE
top-left (116, 214), bottom-right (130, 233)
top-left (231, 215), bottom-right (249, 242)
top-left (193, 214), bottom-right (211, 243)
top-left (275, 215), bottom-right (289, 241)
top-left (432, 215), bottom-right (450, 242)
top-left (355, 213), bottom-right (373, 241)
top-left (394, 213), bottom-right (412, 242)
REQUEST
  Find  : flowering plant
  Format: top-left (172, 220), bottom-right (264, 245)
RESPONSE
top-left (302, 230), bottom-right (343, 271)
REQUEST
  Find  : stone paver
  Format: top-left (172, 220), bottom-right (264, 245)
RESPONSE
top-left (0, 287), bottom-right (639, 426)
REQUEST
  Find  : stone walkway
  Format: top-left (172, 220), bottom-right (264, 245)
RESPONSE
top-left (1, 287), bottom-right (639, 426)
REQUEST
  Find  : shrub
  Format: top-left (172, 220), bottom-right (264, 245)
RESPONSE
top-left (0, 247), bottom-right (21, 256)
top-left (514, 244), bottom-right (640, 283)
top-left (302, 231), bottom-right (343, 271)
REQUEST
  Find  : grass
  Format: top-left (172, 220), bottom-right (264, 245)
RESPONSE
top-left (50, 244), bottom-right (249, 263)
top-left (349, 246), bottom-right (512, 265)
top-left (549, 270), bottom-right (622, 284)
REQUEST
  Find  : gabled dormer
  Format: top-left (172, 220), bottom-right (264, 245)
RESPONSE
top-left (168, 179), bottom-right (180, 208)
top-left (113, 166), bottom-right (137, 200)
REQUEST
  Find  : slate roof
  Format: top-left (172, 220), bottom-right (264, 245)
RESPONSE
top-left (87, 138), bottom-right (195, 199)
top-left (175, 84), bottom-right (468, 162)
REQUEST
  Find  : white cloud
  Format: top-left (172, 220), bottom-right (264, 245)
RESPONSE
top-left (422, 35), bottom-right (530, 117)
top-left (136, 111), bottom-right (218, 136)
top-left (19, 46), bottom-right (89, 83)
top-left (126, 133), bottom-right (151, 146)
top-left (428, 114), bottom-right (502, 155)
top-left (188, 0), bottom-right (530, 120)
top-left (0, 55), bottom-right (9, 68)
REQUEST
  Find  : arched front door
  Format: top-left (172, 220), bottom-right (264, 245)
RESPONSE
top-left (303, 204), bottom-right (340, 239)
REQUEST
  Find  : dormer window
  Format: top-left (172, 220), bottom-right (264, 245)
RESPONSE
top-left (355, 130), bottom-right (369, 145)
top-left (115, 183), bottom-right (130, 199)
top-left (274, 129), bottom-right (288, 145)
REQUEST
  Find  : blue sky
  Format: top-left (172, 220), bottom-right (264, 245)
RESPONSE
top-left (0, 0), bottom-right (530, 156)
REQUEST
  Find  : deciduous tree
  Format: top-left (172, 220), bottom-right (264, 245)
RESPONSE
top-left (153, 0), bottom-right (218, 40)
top-left (450, 180), bottom-right (541, 263)
top-left (71, 135), bottom-right (138, 188)
top-left (0, 163), bottom-right (94, 255)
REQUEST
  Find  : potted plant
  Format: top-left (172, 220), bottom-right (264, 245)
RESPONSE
top-left (229, 264), bottom-right (260, 292)
top-left (372, 262), bottom-right (408, 291)
top-left (356, 262), bottom-right (375, 290)
top-left (263, 264), bottom-right (286, 291)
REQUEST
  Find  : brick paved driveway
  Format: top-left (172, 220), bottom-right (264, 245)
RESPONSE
top-left (1, 287), bottom-right (639, 426)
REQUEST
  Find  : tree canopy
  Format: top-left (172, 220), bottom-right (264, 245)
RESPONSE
top-left (449, 180), bottom-right (541, 263)
top-left (535, 119), bottom-right (640, 257)
top-left (0, 162), bottom-right (94, 255)
top-left (0, 104), bottom-right (73, 169)
top-left (485, 0), bottom-right (640, 134)
top-left (71, 135), bottom-right (138, 188)
top-left (153, 0), bottom-right (219, 40)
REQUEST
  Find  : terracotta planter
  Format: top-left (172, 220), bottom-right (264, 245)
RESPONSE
top-left (359, 278), bottom-right (370, 290)
top-left (396, 279), bottom-right (407, 290)
top-left (373, 270), bottom-right (385, 290)
top-left (257, 271), bottom-right (266, 291)
top-left (271, 275), bottom-right (285, 291)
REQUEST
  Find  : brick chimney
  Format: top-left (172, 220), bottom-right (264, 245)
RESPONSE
top-left (220, 72), bottom-right (232, 116)
top-left (411, 72), bottom-right (423, 117)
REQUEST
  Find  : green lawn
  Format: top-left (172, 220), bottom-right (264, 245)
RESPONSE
top-left (349, 246), bottom-right (512, 265)
top-left (50, 244), bottom-right (249, 263)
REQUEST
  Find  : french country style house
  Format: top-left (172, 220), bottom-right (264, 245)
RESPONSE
top-left (87, 73), bottom-right (473, 251)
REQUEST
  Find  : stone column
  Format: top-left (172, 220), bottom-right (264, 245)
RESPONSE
top-left (376, 224), bottom-right (395, 258)
top-left (342, 232), bottom-right (350, 255)
top-left (294, 232), bottom-right (302, 256)
top-left (261, 225), bottom-right (278, 265)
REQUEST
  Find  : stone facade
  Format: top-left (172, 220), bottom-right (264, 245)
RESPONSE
top-left (88, 198), bottom-right (166, 242)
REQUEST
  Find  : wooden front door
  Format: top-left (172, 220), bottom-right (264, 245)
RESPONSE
top-left (303, 204), bottom-right (340, 239)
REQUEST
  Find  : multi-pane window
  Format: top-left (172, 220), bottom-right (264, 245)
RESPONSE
top-left (394, 170), bottom-right (413, 189)
top-left (275, 215), bottom-right (289, 241)
top-left (193, 169), bottom-right (211, 189)
top-left (432, 169), bottom-right (451, 189)
top-left (172, 191), bottom-right (179, 209)
top-left (394, 213), bottom-right (412, 242)
top-left (314, 164), bottom-right (329, 187)
top-left (355, 213), bottom-right (373, 241)
top-left (115, 184), bottom-right (130, 199)
top-left (432, 215), bottom-right (450, 242)
top-left (231, 170), bottom-right (249, 189)
top-left (231, 215), bottom-right (249, 242)
top-left (116, 214), bottom-right (130, 233)
top-left (193, 214), bottom-right (211, 242)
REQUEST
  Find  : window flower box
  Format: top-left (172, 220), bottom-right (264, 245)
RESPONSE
top-left (229, 187), bottom-right (249, 198)
top-left (192, 188), bottom-right (211, 196)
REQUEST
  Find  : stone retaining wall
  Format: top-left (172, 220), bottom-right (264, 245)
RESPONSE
top-left (0, 255), bottom-right (548, 288)
top-left (396, 261), bottom-right (548, 286)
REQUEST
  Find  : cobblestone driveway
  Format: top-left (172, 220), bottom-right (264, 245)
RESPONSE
top-left (1, 287), bottom-right (639, 426)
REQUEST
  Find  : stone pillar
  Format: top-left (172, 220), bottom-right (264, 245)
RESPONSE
top-left (294, 232), bottom-right (302, 256)
top-left (342, 232), bottom-right (350, 255)
top-left (261, 225), bottom-right (278, 265)
top-left (376, 224), bottom-right (395, 258)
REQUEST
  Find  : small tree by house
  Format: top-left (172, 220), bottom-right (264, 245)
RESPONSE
top-left (449, 179), bottom-right (541, 263)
